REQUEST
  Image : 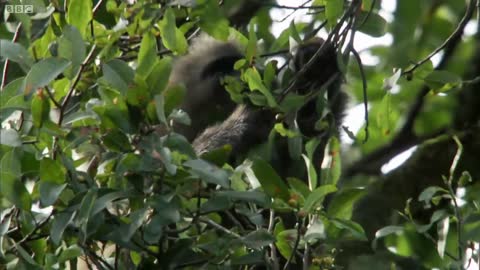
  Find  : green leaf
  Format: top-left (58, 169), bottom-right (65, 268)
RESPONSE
top-left (373, 225), bottom-right (404, 249)
top-left (418, 186), bottom-right (448, 203)
top-left (0, 172), bottom-right (32, 211)
top-left (0, 151), bottom-right (31, 210)
top-left (304, 221), bottom-right (326, 243)
top-left (0, 78), bottom-right (25, 113)
top-left (288, 22), bottom-right (301, 43)
top-left (91, 191), bottom-right (127, 216)
top-left (301, 154), bottom-right (318, 190)
top-left (100, 59), bottom-right (135, 95)
top-left (67, 0), bottom-right (92, 37)
top-left (287, 123), bottom-right (302, 160)
top-left (137, 32), bottom-right (158, 78)
top-left (200, 196), bottom-right (233, 213)
top-left (244, 68), bottom-right (277, 107)
top-left (231, 251), bottom-right (264, 266)
top-left (75, 190), bottom-right (97, 242)
top-left (24, 58), bottom-right (71, 95)
top-left (147, 57), bottom-right (173, 95)
top-left (159, 8), bottom-right (188, 55)
top-left (0, 40), bottom-right (34, 71)
top-left (58, 244), bottom-right (83, 263)
top-left (424, 70), bottom-right (462, 92)
top-left (39, 182), bottom-right (67, 206)
top-left (356, 11), bottom-right (387, 37)
top-left (154, 94), bottom-right (167, 125)
top-left (276, 229), bottom-right (298, 260)
top-left (326, 0), bottom-right (343, 28)
top-left (464, 213), bottom-right (480, 241)
top-left (122, 208), bottom-right (149, 242)
top-left (0, 129), bottom-right (22, 147)
top-left (196, 0), bottom-right (230, 40)
top-left (164, 84), bottom-right (186, 116)
top-left (251, 158), bottom-right (290, 201)
top-left (184, 159), bottom-right (230, 188)
top-left (322, 137), bottom-right (341, 186)
top-left (216, 191), bottom-right (271, 206)
top-left (327, 188), bottom-right (366, 219)
top-left (0, 148), bottom-right (20, 176)
top-left (16, 243), bottom-right (42, 267)
top-left (303, 184), bottom-right (337, 213)
top-left (101, 130), bottom-right (131, 152)
top-left (242, 229), bottom-right (275, 250)
top-left (376, 92), bottom-right (393, 136)
top-left (287, 177), bottom-right (310, 199)
top-left (58, 25), bottom-right (86, 79)
top-left (436, 217), bottom-right (449, 258)
top-left (31, 89), bottom-right (51, 128)
top-left (40, 158), bottom-right (66, 184)
top-left (330, 218), bottom-right (367, 240)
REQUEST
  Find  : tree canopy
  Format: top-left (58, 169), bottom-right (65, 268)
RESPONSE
top-left (1, 0), bottom-right (480, 269)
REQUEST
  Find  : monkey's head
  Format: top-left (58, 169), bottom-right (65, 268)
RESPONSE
top-left (292, 38), bottom-right (339, 93)
top-left (169, 36), bottom-right (243, 141)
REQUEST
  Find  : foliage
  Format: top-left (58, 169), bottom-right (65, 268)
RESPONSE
top-left (1, 0), bottom-right (480, 269)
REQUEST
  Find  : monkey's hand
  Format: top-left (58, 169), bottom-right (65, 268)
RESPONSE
top-left (192, 105), bottom-right (275, 156)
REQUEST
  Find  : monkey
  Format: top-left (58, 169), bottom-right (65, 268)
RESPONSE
top-left (168, 35), bottom-right (345, 165)
top-left (163, 35), bottom-right (345, 268)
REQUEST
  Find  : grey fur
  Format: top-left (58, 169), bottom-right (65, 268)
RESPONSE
top-left (170, 35), bottom-right (344, 159)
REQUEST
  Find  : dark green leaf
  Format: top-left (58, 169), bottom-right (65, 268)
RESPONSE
top-left (100, 59), bottom-right (135, 95)
top-left (303, 185), bottom-right (337, 213)
top-left (424, 70), bottom-right (462, 92)
top-left (356, 11), bottom-right (388, 37)
top-left (147, 57), bottom-right (173, 95)
top-left (184, 159), bottom-right (230, 188)
top-left (25, 58), bottom-right (71, 95)
top-left (0, 40), bottom-right (34, 71)
top-left (159, 8), bottom-right (188, 54)
top-left (251, 158), bottom-right (290, 201)
top-left (58, 25), bottom-right (86, 79)
top-left (39, 182), bottom-right (67, 206)
top-left (216, 190), bottom-right (271, 206)
top-left (58, 244), bottom-right (83, 263)
top-left (67, 0), bottom-right (92, 37)
top-left (137, 32), bottom-right (158, 78)
top-left (330, 218), bottom-right (367, 240)
top-left (242, 229), bottom-right (275, 250)
top-left (327, 188), bottom-right (367, 219)
top-left (40, 158), bottom-right (66, 184)
top-left (0, 172), bottom-right (32, 211)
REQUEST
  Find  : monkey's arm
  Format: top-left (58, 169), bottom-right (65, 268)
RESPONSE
top-left (192, 105), bottom-right (274, 156)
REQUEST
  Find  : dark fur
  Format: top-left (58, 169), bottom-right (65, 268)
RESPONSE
top-left (170, 36), bottom-right (345, 160)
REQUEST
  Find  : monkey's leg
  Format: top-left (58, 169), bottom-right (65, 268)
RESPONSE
top-left (192, 105), bottom-right (274, 156)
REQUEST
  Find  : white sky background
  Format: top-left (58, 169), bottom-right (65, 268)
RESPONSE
top-left (271, 1), bottom-right (479, 268)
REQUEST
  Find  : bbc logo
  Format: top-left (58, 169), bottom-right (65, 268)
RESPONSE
top-left (5, 5), bottom-right (34, 14)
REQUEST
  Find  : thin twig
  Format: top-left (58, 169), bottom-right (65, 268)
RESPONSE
top-left (403, 0), bottom-right (477, 75)
top-left (1, 23), bottom-right (22, 91)
top-left (351, 47), bottom-right (369, 143)
top-left (198, 217), bottom-right (242, 239)
top-left (280, 0), bottom-right (361, 100)
top-left (447, 136), bottom-right (464, 261)
top-left (44, 86), bottom-right (61, 108)
top-left (283, 217), bottom-right (303, 270)
top-left (267, 209), bottom-right (280, 270)
top-left (265, 4), bottom-right (324, 10)
top-left (57, 44), bottom-right (97, 126)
